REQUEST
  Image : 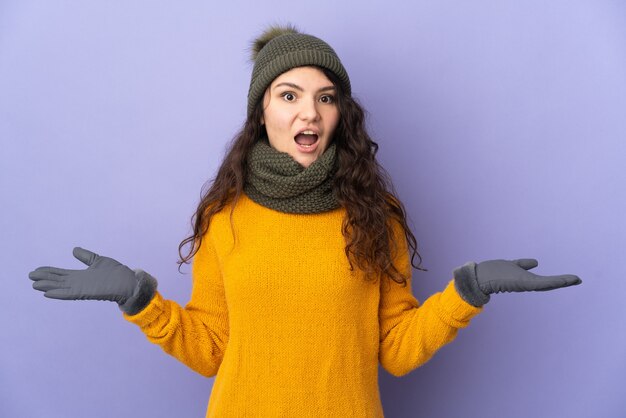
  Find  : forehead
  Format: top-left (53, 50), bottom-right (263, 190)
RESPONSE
top-left (270, 66), bottom-right (333, 88)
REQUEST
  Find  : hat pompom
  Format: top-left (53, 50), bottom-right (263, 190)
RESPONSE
top-left (249, 23), bottom-right (301, 62)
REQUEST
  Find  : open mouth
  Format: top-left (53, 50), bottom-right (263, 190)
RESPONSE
top-left (294, 131), bottom-right (319, 148)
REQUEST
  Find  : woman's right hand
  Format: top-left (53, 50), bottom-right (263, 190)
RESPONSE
top-left (29, 247), bottom-right (157, 315)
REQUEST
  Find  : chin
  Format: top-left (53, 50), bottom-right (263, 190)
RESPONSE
top-left (296, 157), bottom-right (316, 168)
top-left (292, 148), bottom-right (324, 168)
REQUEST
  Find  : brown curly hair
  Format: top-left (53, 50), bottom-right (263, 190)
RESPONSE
top-left (177, 67), bottom-right (426, 286)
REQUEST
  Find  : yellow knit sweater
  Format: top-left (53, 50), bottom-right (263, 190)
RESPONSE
top-left (124, 193), bottom-right (483, 417)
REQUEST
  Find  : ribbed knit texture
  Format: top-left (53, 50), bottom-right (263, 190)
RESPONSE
top-left (124, 194), bottom-right (483, 417)
top-left (244, 137), bottom-right (339, 213)
top-left (247, 32), bottom-right (351, 116)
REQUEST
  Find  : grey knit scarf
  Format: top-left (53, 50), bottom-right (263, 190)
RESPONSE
top-left (244, 137), bottom-right (340, 214)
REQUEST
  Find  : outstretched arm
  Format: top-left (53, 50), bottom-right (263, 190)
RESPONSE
top-left (379, 277), bottom-right (483, 377)
top-left (378, 222), bottom-right (582, 377)
top-left (378, 221), bottom-right (483, 377)
top-left (29, 238), bottom-right (229, 377)
top-left (122, 235), bottom-right (229, 377)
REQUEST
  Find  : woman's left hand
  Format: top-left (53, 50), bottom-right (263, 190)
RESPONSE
top-left (453, 258), bottom-right (582, 307)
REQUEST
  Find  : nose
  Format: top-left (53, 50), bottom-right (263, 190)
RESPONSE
top-left (298, 98), bottom-right (320, 121)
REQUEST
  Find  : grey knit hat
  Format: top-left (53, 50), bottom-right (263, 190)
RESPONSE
top-left (247, 24), bottom-right (351, 117)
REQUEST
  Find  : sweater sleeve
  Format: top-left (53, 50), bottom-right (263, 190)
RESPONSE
top-left (123, 233), bottom-right (229, 378)
top-left (378, 221), bottom-right (483, 377)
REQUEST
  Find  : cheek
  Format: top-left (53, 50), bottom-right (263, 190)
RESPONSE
top-left (263, 111), bottom-right (294, 150)
top-left (265, 116), bottom-right (290, 138)
top-left (264, 108), bottom-right (291, 131)
top-left (326, 110), bottom-right (340, 135)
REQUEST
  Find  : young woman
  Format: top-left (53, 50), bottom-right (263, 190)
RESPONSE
top-left (29, 25), bottom-right (582, 417)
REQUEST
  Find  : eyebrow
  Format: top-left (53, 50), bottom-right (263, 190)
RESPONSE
top-left (273, 82), bottom-right (336, 93)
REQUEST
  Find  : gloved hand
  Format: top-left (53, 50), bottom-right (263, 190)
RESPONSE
top-left (29, 247), bottom-right (157, 315)
top-left (453, 258), bottom-right (582, 307)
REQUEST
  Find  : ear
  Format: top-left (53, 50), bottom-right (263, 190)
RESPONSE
top-left (260, 115), bottom-right (264, 125)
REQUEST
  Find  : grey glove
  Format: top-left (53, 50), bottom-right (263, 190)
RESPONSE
top-left (453, 258), bottom-right (582, 307)
top-left (29, 247), bottom-right (157, 315)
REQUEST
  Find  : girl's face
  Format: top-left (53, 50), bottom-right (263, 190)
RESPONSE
top-left (261, 66), bottom-right (340, 168)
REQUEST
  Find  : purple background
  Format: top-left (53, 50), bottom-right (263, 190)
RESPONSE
top-left (2, 1), bottom-right (625, 417)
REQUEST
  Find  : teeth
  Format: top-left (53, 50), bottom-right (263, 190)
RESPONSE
top-left (301, 130), bottom-right (316, 135)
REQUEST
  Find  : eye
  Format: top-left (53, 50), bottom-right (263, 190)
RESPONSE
top-left (320, 94), bottom-right (335, 104)
top-left (281, 92), bottom-right (296, 102)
